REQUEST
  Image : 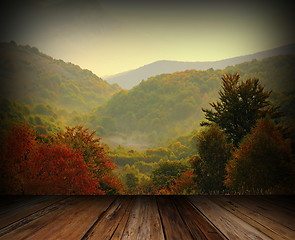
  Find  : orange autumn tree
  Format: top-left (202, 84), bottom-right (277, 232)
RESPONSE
top-left (54, 126), bottom-right (123, 194)
top-left (25, 144), bottom-right (103, 195)
top-left (0, 124), bottom-right (124, 194)
top-left (225, 118), bottom-right (294, 193)
top-left (0, 124), bottom-right (102, 194)
top-left (168, 170), bottom-right (196, 195)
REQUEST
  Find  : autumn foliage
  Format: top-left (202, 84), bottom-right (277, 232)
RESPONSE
top-left (225, 118), bottom-right (294, 193)
top-left (55, 126), bottom-right (115, 175)
top-left (137, 166), bottom-right (196, 195)
top-left (168, 170), bottom-right (196, 195)
top-left (28, 144), bottom-right (103, 194)
top-left (0, 124), bottom-right (122, 195)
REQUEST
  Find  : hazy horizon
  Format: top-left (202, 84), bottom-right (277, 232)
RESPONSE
top-left (1, 0), bottom-right (294, 77)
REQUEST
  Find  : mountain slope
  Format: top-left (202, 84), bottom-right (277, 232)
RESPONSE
top-left (105, 44), bottom-right (295, 89)
top-left (91, 55), bottom-right (295, 148)
top-left (0, 41), bottom-right (121, 111)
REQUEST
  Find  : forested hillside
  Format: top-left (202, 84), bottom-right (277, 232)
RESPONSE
top-left (89, 55), bottom-right (295, 147)
top-left (1, 41), bottom-right (294, 195)
top-left (224, 55), bottom-right (295, 92)
top-left (89, 69), bottom-right (221, 147)
top-left (0, 41), bottom-right (120, 112)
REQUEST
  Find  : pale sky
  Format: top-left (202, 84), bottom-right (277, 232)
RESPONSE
top-left (1, 0), bottom-right (294, 77)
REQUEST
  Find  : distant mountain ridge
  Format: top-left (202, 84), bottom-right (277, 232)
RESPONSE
top-left (105, 44), bottom-right (295, 89)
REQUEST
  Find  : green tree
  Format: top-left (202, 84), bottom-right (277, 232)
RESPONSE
top-left (125, 173), bottom-right (139, 193)
top-left (201, 73), bottom-right (280, 146)
top-left (191, 126), bottom-right (232, 193)
top-left (225, 118), bottom-right (294, 193)
top-left (151, 161), bottom-right (188, 192)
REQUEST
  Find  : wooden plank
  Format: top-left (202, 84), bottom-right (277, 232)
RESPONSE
top-left (0, 197), bottom-right (73, 238)
top-left (1, 196), bottom-right (293, 240)
top-left (174, 196), bottom-right (226, 240)
top-left (82, 196), bottom-right (133, 240)
top-left (109, 196), bottom-right (135, 240)
top-left (0, 197), bottom-right (80, 240)
top-left (157, 196), bottom-right (193, 240)
top-left (0, 196), bottom-right (65, 229)
top-left (231, 196), bottom-right (295, 231)
top-left (211, 196), bottom-right (295, 240)
top-left (0, 196), bottom-right (116, 240)
top-left (120, 196), bottom-right (164, 240)
top-left (188, 196), bottom-right (272, 240)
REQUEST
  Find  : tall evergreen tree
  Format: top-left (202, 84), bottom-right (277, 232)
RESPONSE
top-left (201, 73), bottom-right (280, 146)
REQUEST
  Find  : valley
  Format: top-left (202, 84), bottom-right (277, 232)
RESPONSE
top-left (1, 41), bottom-right (294, 195)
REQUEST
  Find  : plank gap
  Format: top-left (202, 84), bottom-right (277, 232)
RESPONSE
top-left (81, 196), bottom-right (119, 240)
top-left (155, 197), bottom-right (168, 240)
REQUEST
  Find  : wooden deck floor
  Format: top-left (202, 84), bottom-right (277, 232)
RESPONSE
top-left (0, 196), bottom-right (294, 240)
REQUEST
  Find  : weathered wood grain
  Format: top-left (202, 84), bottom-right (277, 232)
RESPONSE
top-left (211, 196), bottom-right (295, 240)
top-left (188, 196), bottom-right (273, 240)
top-left (157, 196), bottom-right (193, 240)
top-left (0, 196), bottom-right (65, 229)
top-left (174, 196), bottom-right (226, 240)
top-left (0, 196), bottom-right (294, 240)
top-left (231, 196), bottom-right (295, 231)
top-left (82, 196), bottom-right (133, 240)
top-left (109, 196), bottom-right (135, 240)
top-left (0, 196), bottom-right (116, 240)
top-left (120, 196), bottom-right (164, 240)
top-left (0, 197), bottom-right (72, 238)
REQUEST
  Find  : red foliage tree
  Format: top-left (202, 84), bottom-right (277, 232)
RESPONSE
top-left (1, 125), bottom-right (104, 194)
top-left (54, 126), bottom-right (123, 194)
top-left (55, 126), bottom-right (115, 176)
top-left (24, 144), bottom-right (103, 195)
